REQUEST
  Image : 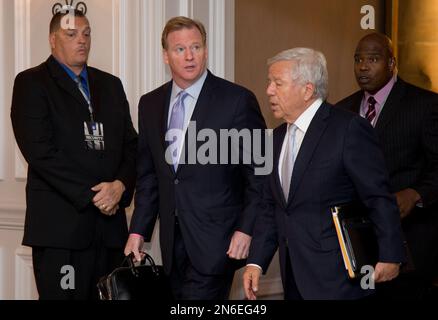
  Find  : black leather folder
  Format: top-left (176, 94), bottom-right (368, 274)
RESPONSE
top-left (331, 201), bottom-right (378, 279)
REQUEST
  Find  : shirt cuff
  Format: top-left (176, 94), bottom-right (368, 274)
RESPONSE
top-left (247, 263), bottom-right (263, 272)
top-left (130, 233), bottom-right (144, 240)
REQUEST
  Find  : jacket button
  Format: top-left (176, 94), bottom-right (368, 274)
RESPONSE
top-left (174, 179), bottom-right (179, 185)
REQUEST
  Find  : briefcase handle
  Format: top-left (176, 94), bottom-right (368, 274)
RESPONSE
top-left (123, 251), bottom-right (160, 278)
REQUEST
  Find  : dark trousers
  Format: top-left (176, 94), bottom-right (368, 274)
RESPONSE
top-left (283, 250), bottom-right (303, 300)
top-left (32, 220), bottom-right (124, 300)
top-left (377, 272), bottom-right (436, 300)
top-left (377, 210), bottom-right (438, 300)
top-left (169, 219), bottom-right (234, 300)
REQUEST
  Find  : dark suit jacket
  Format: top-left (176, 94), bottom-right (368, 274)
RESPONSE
top-left (11, 55), bottom-right (138, 250)
top-left (129, 71), bottom-right (267, 275)
top-left (248, 102), bottom-right (405, 299)
top-left (336, 78), bottom-right (438, 274)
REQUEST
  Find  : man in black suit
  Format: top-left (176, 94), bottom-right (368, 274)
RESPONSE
top-left (11, 10), bottom-right (137, 300)
top-left (336, 32), bottom-right (438, 299)
top-left (124, 16), bottom-right (266, 300)
top-left (243, 48), bottom-right (405, 300)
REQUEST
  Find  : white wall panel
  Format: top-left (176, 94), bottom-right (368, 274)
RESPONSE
top-left (15, 246), bottom-right (37, 300)
top-left (0, 203), bottom-right (25, 231)
top-left (0, 3), bottom-right (6, 181)
top-left (208, 0), bottom-right (225, 77)
top-left (0, 248), bottom-right (5, 299)
top-left (0, 225), bottom-right (28, 300)
top-left (140, 0), bottom-right (166, 95)
top-left (13, 0), bottom-right (31, 180)
top-left (178, 0), bottom-right (193, 17)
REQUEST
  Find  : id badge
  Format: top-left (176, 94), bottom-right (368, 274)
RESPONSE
top-left (84, 121), bottom-right (105, 151)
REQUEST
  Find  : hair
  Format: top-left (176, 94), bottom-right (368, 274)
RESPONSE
top-left (49, 9), bottom-right (86, 34)
top-left (161, 16), bottom-right (207, 50)
top-left (268, 47), bottom-right (329, 100)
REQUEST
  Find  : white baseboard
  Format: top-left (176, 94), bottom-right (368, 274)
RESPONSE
top-left (0, 202), bottom-right (25, 231)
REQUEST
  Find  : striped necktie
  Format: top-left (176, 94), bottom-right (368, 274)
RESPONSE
top-left (365, 96), bottom-right (377, 124)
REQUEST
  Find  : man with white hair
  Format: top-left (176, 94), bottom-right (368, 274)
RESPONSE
top-left (243, 48), bottom-right (406, 300)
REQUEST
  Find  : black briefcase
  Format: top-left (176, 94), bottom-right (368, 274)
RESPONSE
top-left (97, 252), bottom-right (173, 300)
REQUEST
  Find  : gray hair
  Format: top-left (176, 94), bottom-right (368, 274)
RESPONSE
top-left (268, 48), bottom-right (328, 100)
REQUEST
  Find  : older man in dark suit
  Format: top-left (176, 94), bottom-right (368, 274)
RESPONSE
top-left (124, 16), bottom-right (266, 300)
top-left (336, 32), bottom-right (438, 299)
top-left (11, 9), bottom-right (137, 299)
top-left (243, 47), bottom-right (405, 300)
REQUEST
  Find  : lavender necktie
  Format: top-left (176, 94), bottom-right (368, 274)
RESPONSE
top-left (168, 91), bottom-right (189, 170)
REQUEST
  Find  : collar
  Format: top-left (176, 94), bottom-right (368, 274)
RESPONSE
top-left (364, 75), bottom-right (397, 106)
top-left (171, 69), bottom-right (208, 100)
top-left (53, 56), bottom-right (88, 83)
top-left (292, 98), bottom-right (323, 133)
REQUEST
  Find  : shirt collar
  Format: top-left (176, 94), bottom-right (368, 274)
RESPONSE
top-left (292, 98), bottom-right (323, 134)
top-left (171, 69), bottom-right (208, 100)
top-left (53, 56), bottom-right (88, 83)
top-left (364, 75), bottom-right (397, 106)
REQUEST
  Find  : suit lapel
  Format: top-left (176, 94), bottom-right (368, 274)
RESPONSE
top-left (188, 71), bottom-right (216, 131)
top-left (46, 56), bottom-right (89, 109)
top-left (288, 102), bottom-right (330, 205)
top-left (374, 78), bottom-right (406, 136)
top-left (349, 92), bottom-right (363, 114)
top-left (159, 82), bottom-right (175, 175)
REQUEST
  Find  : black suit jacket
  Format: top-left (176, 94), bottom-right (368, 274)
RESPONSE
top-left (129, 71), bottom-right (267, 275)
top-left (249, 102), bottom-right (405, 299)
top-left (336, 78), bottom-right (438, 274)
top-left (11, 56), bottom-right (138, 250)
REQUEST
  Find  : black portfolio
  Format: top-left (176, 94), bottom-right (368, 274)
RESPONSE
top-left (331, 201), bottom-right (378, 279)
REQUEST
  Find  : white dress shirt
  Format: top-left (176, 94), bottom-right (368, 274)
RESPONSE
top-left (278, 98), bottom-right (323, 185)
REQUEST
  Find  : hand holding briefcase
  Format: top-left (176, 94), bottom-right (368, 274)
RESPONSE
top-left (97, 252), bottom-right (173, 300)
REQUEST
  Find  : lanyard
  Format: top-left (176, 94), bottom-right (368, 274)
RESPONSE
top-left (76, 77), bottom-right (95, 122)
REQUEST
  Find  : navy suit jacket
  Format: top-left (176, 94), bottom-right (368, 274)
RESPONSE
top-left (130, 71), bottom-right (267, 275)
top-left (249, 102), bottom-right (405, 299)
